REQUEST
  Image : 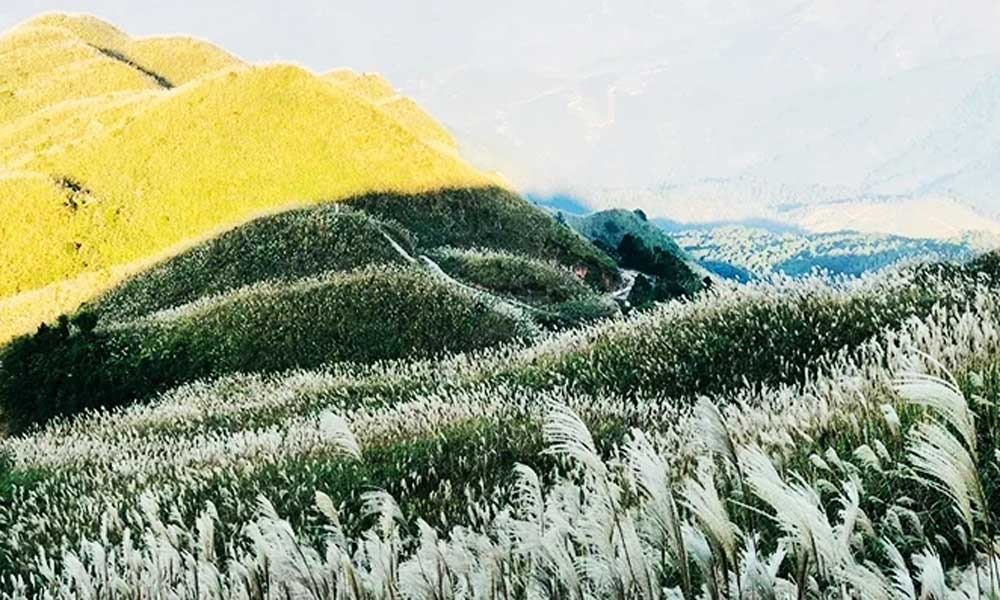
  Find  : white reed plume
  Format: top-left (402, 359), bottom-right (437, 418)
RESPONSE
top-left (696, 397), bottom-right (740, 475)
top-left (682, 460), bottom-right (741, 592)
top-left (911, 549), bottom-right (947, 600)
top-left (624, 429), bottom-right (691, 597)
top-left (907, 422), bottom-right (985, 537)
top-left (740, 447), bottom-right (843, 579)
top-left (895, 373), bottom-right (977, 458)
top-left (542, 403), bottom-right (606, 476)
top-left (317, 412), bottom-right (364, 460)
top-left (881, 539), bottom-right (916, 600)
top-left (738, 535), bottom-right (788, 600)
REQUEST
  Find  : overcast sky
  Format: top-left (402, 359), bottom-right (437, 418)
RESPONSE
top-left (5, 1), bottom-right (1000, 216)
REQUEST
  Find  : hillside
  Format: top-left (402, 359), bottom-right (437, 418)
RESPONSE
top-left (565, 208), bottom-right (705, 304)
top-left (8, 10), bottom-right (1000, 600)
top-left (0, 186), bottom-right (620, 432)
top-left (0, 13), bottom-right (500, 345)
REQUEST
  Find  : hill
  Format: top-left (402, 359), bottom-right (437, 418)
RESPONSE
top-left (0, 13), bottom-right (499, 345)
top-left (565, 208), bottom-right (705, 304)
top-left (0, 265), bottom-right (536, 432)
top-left (0, 183), bottom-right (624, 432)
top-left (88, 205), bottom-right (414, 324)
top-left (347, 187), bottom-right (619, 289)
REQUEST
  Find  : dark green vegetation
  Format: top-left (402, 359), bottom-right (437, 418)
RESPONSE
top-left (345, 186), bottom-right (620, 289)
top-left (567, 208), bottom-right (688, 258)
top-left (1, 187), bottom-right (625, 433)
top-left (566, 209), bottom-right (706, 306)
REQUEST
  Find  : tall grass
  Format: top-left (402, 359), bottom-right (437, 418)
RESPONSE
top-left (3, 264), bottom-right (1000, 596)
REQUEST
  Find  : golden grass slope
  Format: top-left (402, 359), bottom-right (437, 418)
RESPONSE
top-left (25, 13), bottom-right (245, 86)
top-left (0, 24), bottom-right (157, 124)
top-left (0, 14), bottom-right (500, 345)
top-left (324, 69), bottom-right (458, 152)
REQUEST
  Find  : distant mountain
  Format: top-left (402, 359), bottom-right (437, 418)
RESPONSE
top-left (592, 183), bottom-right (1000, 241)
top-left (402, 1), bottom-right (1000, 227)
top-left (674, 224), bottom-right (977, 280)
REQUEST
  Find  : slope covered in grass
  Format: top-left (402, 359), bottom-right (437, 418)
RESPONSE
top-left (346, 187), bottom-right (620, 289)
top-left (0, 185), bottom-right (618, 433)
top-left (90, 205), bottom-right (413, 323)
top-left (427, 246), bottom-right (618, 323)
top-left (22, 13), bottom-right (243, 87)
top-left (0, 265), bottom-right (534, 433)
top-left (6, 64), bottom-right (492, 297)
top-left (0, 14), bottom-right (500, 345)
top-left (2, 255), bottom-right (998, 596)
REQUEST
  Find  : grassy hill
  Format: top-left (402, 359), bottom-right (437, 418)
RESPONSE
top-left (426, 247), bottom-right (619, 324)
top-left (12, 13), bottom-right (1000, 599)
top-left (0, 265), bottom-right (536, 433)
top-left (89, 205), bottom-right (413, 324)
top-left (0, 14), bottom-right (499, 345)
top-left (346, 187), bottom-right (619, 289)
top-left (567, 208), bottom-right (687, 257)
top-left (0, 183), bottom-right (623, 432)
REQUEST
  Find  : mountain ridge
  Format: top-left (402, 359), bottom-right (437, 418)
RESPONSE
top-left (0, 13), bottom-right (504, 345)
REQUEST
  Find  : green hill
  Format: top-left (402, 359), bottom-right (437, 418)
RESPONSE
top-left (426, 246), bottom-right (619, 325)
top-left (90, 205), bottom-right (414, 323)
top-left (346, 187), bottom-right (620, 290)
top-left (0, 265), bottom-right (535, 432)
top-left (0, 187), bottom-right (620, 433)
top-left (566, 208), bottom-right (686, 257)
top-left (566, 208), bottom-right (706, 305)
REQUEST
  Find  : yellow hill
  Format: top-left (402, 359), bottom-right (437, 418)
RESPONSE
top-left (0, 24), bottom-right (157, 123)
top-left (0, 14), bottom-right (500, 344)
top-left (324, 69), bottom-right (458, 151)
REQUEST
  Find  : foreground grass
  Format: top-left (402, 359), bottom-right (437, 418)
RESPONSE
top-left (2, 259), bottom-right (999, 593)
top-left (4, 271), bottom-right (1000, 596)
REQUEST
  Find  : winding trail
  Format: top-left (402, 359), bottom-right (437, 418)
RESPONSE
top-left (611, 269), bottom-right (638, 302)
top-left (375, 227), bottom-right (562, 322)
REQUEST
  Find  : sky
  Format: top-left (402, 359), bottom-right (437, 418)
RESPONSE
top-left (5, 1), bottom-right (1000, 222)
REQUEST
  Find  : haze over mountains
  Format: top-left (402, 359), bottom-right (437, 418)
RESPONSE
top-left (400, 0), bottom-right (1000, 238)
